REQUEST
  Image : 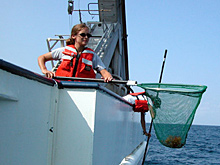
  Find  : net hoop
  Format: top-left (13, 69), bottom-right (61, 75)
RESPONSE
top-left (137, 83), bottom-right (207, 94)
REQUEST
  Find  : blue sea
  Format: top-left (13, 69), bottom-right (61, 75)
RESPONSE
top-left (144, 125), bottom-right (220, 165)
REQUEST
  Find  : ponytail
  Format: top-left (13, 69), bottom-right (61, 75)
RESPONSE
top-left (66, 23), bottom-right (89, 46)
top-left (66, 38), bottom-right (75, 45)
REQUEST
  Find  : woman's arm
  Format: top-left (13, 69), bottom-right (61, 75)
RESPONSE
top-left (38, 52), bottom-right (55, 78)
top-left (141, 112), bottom-right (151, 137)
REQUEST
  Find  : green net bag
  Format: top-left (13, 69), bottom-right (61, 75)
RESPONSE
top-left (137, 83), bottom-right (207, 148)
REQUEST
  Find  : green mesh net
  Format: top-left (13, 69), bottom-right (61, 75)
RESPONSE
top-left (137, 83), bottom-right (207, 148)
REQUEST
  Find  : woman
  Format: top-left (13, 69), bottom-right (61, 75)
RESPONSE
top-left (38, 23), bottom-right (113, 82)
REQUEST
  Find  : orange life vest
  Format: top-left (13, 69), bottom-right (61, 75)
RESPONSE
top-left (55, 45), bottom-right (96, 78)
top-left (130, 92), bottom-right (149, 112)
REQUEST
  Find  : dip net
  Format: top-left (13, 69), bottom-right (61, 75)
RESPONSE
top-left (137, 83), bottom-right (207, 148)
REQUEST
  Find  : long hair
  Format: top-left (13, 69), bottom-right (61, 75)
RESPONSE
top-left (66, 23), bottom-right (89, 45)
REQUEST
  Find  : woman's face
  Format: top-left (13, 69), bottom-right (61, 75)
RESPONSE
top-left (72, 27), bottom-right (91, 47)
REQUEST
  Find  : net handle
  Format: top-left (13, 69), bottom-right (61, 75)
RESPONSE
top-left (53, 76), bottom-right (137, 86)
top-left (159, 49), bottom-right (167, 83)
top-left (142, 49), bottom-right (167, 165)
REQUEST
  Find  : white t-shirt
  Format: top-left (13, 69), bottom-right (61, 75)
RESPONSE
top-left (51, 47), bottom-right (106, 72)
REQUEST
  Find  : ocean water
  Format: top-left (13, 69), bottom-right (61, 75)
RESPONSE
top-left (144, 125), bottom-right (220, 165)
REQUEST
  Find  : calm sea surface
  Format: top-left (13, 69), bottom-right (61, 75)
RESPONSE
top-left (144, 125), bottom-right (220, 165)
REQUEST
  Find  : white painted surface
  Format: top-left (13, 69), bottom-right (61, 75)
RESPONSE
top-left (53, 87), bottom-right (144, 165)
top-left (93, 91), bottom-right (144, 164)
top-left (53, 88), bottom-right (97, 165)
top-left (0, 69), bottom-right (145, 165)
top-left (0, 69), bottom-right (56, 165)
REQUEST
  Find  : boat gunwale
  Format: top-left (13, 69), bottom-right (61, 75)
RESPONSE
top-left (0, 59), bottom-right (133, 106)
top-left (0, 59), bottom-right (55, 86)
top-left (59, 81), bottom-right (133, 106)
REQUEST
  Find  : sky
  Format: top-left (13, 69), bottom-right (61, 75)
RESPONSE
top-left (0, 0), bottom-right (219, 126)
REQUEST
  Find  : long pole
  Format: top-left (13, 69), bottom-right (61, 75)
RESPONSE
top-left (53, 76), bottom-right (137, 85)
top-left (159, 49), bottom-right (167, 83)
top-left (141, 49), bottom-right (168, 165)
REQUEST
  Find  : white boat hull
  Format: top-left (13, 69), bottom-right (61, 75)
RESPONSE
top-left (0, 60), bottom-right (146, 165)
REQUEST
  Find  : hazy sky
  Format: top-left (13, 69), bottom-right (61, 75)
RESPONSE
top-left (0, 0), bottom-right (219, 126)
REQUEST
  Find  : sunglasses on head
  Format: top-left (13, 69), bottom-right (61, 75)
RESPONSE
top-left (79, 33), bottom-right (92, 38)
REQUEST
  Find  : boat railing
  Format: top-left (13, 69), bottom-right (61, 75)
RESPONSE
top-left (93, 23), bottom-right (117, 59)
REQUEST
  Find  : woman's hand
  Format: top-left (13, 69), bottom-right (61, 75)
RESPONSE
top-left (103, 76), bottom-right (113, 82)
top-left (42, 69), bottom-right (55, 78)
top-left (38, 52), bottom-right (55, 78)
top-left (100, 69), bottom-right (113, 82)
top-left (143, 131), bottom-right (151, 137)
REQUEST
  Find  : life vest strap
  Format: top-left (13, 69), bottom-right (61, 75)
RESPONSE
top-left (72, 53), bottom-right (80, 77)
